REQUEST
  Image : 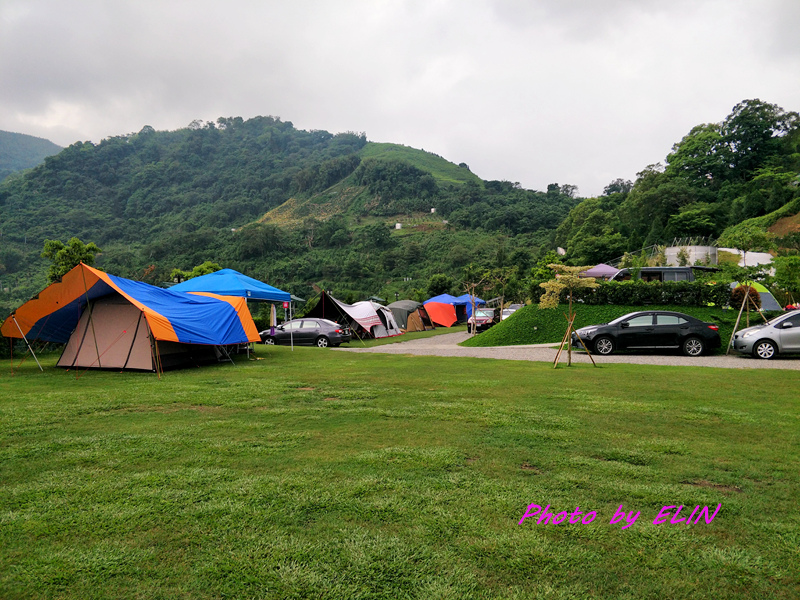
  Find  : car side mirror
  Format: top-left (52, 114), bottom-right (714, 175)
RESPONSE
top-left (620, 322), bottom-right (630, 328)
top-left (782, 322), bottom-right (794, 329)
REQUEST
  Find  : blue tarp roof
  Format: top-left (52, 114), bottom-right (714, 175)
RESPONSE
top-left (424, 294), bottom-right (460, 305)
top-left (454, 294), bottom-right (485, 305)
top-left (424, 293), bottom-right (485, 317)
top-left (170, 269), bottom-right (291, 302)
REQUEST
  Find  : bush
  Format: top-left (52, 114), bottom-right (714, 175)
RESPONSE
top-left (731, 285), bottom-right (761, 309)
top-left (569, 280), bottom-right (731, 307)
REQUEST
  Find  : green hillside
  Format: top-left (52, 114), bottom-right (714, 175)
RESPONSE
top-left (0, 116), bottom-right (579, 316)
top-left (359, 142), bottom-right (482, 185)
top-left (2, 98), bottom-right (799, 325)
top-left (0, 130), bottom-right (62, 182)
top-left (554, 99), bottom-right (800, 265)
top-left (261, 143), bottom-right (482, 226)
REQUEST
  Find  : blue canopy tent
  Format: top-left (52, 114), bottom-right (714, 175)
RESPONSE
top-left (424, 293), bottom-right (485, 320)
top-left (454, 294), bottom-right (485, 317)
top-left (170, 269), bottom-right (291, 302)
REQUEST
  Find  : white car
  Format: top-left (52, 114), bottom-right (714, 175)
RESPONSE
top-left (731, 310), bottom-right (800, 359)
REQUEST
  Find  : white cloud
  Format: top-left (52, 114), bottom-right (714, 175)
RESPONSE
top-left (1, 0), bottom-right (799, 196)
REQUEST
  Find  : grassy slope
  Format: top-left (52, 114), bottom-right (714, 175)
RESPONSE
top-left (721, 196), bottom-right (800, 239)
top-left (1, 349), bottom-right (799, 599)
top-left (261, 142), bottom-right (481, 227)
top-left (359, 142), bottom-right (483, 186)
top-left (461, 304), bottom-right (782, 350)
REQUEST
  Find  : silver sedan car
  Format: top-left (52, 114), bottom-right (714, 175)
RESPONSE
top-left (731, 310), bottom-right (800, 359)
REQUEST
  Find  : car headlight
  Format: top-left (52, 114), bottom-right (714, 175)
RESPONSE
top-left (742, 330), bottom-right (759, 339)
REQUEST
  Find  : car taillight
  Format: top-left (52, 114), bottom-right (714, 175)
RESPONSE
top-left (708, 325), bottom-right (719, 331)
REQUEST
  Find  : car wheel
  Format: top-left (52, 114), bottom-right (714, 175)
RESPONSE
top-left (753, 339), bottom-right (777, 360)
top-left (315, 336), bottom-right (330, 348)
top-left (593, 336), bottom-right (615, 356)
top-left (682, 336), bottom-right (704, 357)
top-left (263, 337), bottom-right (276, 345)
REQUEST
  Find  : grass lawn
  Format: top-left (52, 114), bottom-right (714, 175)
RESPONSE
top-left (1, 347), bottom-right (798, 599)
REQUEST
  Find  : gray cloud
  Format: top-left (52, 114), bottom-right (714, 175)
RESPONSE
top-left (2, 0), bottom-right (799, 197)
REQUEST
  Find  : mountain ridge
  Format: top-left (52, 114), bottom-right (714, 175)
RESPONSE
top-left (0, 130), bottom-right (62, 182)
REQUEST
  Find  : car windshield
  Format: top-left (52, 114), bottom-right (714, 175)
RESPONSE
top-left (476, 310), bottom-right (494, 317)
top-left (764, 314), bottom-right (790, 326)
top-left (320, 319), bottom-right (340, 327)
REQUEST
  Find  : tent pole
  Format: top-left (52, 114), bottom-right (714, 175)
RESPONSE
top-left (12, 316), bottom-right (43, 372)
top-left (727, 286), bottom-right (751, 354)
top-left (154, 339), bottom-right (163, 379)
top-left (80, 266), bottom-right (103, 368)
top-left (218, 345), bottom-right (236, 366)
top-left (749, 293), bottom-right (769, 323)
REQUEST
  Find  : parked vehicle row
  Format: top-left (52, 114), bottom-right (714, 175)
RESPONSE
top-left (571, 309), bottom-right (800, 360)
top-left (263, 310), bottom-right (800, 361)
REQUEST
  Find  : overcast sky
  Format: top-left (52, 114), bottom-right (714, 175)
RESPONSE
top-left (2, 0), bottom-right (799, 197)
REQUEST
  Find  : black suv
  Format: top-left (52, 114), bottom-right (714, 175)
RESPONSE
top-left (260, 318), bottom-right (351, 347)
top-left (572, 311), bottom-right (721, 356)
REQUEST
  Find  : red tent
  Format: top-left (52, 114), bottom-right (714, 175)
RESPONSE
top-left (423, 302), bottom-right (457, 327)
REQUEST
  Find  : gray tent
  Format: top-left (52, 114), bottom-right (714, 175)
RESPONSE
top-left (387, 300), bottom-right (435, 332)
top-left (730, 282), bottom-right (782, 311)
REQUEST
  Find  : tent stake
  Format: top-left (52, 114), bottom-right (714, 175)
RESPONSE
top-left (12, 316), bottom-right (43, 372)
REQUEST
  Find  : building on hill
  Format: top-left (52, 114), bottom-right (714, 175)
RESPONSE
top-left (664, 245), bottom-right (718, 266)
top-left (610, 266), bottom-right (721, 282)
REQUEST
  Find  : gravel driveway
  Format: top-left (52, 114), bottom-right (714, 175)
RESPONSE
top-left (337, 332), bottom-right (800, 370)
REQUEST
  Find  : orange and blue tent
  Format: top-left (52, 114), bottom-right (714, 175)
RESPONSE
top-left (1, 263), bottom-right (259, 371)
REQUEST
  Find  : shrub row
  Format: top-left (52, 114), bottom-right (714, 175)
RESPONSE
top-left (569, 280), bottom-right (732, 307)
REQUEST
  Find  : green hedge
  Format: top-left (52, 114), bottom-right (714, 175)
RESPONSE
top-left (460, 303), bottom-right (782, 352)
top-left (571, 280), bottom-right (732, 306)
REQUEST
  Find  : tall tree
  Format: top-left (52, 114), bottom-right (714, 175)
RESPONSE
top-left (41, 237), bottom-right (102, 283)
top-left (665, 123), bottom-right (726, 188)
top-left (721, 99), bottom-right (799, 181)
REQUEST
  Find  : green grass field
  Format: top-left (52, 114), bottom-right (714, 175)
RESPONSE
top-left (1, 347), bottom-right (798, 599)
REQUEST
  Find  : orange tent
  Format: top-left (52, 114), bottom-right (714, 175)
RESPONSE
top-left (423, 302), bottom-right (457, 327)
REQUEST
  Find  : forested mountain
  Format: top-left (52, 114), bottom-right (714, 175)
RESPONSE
top-left (0, 131), bottom-right (62, 182)
top-left (0, 115), bottom-right (580, 310)
top-left (555, 99), bottom-right (800, 264)
top-left (2, 99), bottom-right (798, 321)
